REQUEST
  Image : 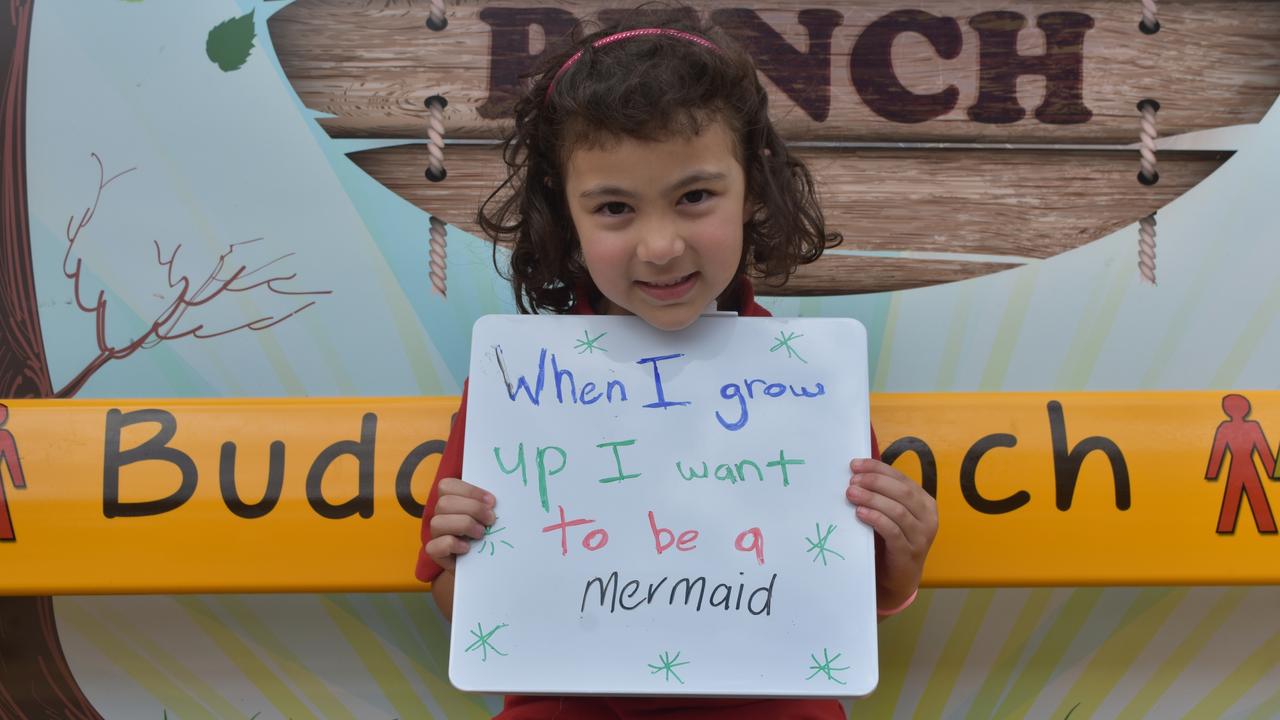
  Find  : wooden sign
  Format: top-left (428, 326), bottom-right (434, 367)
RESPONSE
top-left (266, 1), bottom-right (1280, 296)
top-left (450, 314), bottom-right (877, 696)
top-left (270, 1), bottom-right (1280, 143)
top-left (348, 144), bottom-right (1230, 294)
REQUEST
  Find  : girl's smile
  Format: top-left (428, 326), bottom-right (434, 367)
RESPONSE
top-left (564, 118), bottom-right (749, 330)
top-left (635, 272), bottom-right (699, 301)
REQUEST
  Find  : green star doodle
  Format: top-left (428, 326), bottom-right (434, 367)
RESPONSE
top-left (805, 523), bottom-right (845, 566)
top-left (769, 331), bottom-right (807, 363)
top-left (806, 648), bottom-right (849, 685)
top-left (465, 622), bottom-right (509, 661)
top-left (647, 650), bottom-right (689, 684)
top-left (477, 520), bottom-right (515, 556)
top-left (575, 330), bottom-right (608, 355)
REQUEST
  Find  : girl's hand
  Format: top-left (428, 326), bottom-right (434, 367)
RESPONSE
top-left (425, 477), bottom-right (496, 572)
top-left (846, 458), bottom-right (937, 612)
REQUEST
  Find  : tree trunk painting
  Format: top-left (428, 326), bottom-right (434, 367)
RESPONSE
top-left (0, 0), bottom-right (49, 399)
top-left (1, 3), bottom-right (326, 712)
top-left (0, 1), bottom-right (103, 717)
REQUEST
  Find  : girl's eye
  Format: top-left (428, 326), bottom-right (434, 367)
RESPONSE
top-left (680, 189), bottom-right (713, 205)
top-left (596, 201), bottom-right (632, 217)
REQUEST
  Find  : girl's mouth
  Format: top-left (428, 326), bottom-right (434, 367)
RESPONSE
top-left (636, 272), bottom-right (698, 301)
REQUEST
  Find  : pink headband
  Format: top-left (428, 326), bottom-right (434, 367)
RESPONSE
top-left (545, 28), bottom-right (722, 102)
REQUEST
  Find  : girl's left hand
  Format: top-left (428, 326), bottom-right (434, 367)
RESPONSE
top-left (846, 458), bottom-right (938, 612)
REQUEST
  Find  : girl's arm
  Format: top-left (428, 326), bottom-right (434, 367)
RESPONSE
top-left (431, 569), bottom-right (457, 621)
top-left (846, 458), bottom-right (937, 617)
top-left (418, 382), bottom-right (477, 623)
top-left (424, 475), bottom-right (496, 622)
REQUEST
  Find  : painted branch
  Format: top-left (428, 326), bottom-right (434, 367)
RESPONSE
top-left (54, 351), bottom-right (110, 400)
top-left (347, 143), bottom-right (1230, 294)
top-left (269, 0), bottom-right (1280, 143)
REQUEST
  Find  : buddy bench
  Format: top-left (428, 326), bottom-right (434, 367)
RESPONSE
top-left (2, 389), bottom-right (1275, 595)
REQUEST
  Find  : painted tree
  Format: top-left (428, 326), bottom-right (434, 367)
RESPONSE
top-left (56, 153), bottom-right (329, 398)
top-left (1, 2), bottom-right (325, 714)
top-left (0, 2), bottom-right (93, 717)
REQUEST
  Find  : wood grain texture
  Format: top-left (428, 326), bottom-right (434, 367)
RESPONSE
top-left (348, 143), bottom-right (1229, 294)
top-left (270, 0), bottom-right (1280, 143)
top-left (760, 255), bottom-right (1023, 295)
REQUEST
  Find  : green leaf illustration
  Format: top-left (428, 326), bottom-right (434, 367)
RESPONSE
top-left (206, 9), bottom-right (256, 72)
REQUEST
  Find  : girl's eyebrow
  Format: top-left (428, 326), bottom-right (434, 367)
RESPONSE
top-left (579, 185), bottom-right (637, 200)
top-left (579, 170), bottom-right (728, 200)
top-left (664, 170), bottom-right (726, 194)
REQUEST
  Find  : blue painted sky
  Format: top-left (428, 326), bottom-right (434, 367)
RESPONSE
top-left (23, 0), bottom-right (1280, 399)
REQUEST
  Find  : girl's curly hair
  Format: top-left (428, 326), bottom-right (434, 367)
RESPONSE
top-left (477, 6), bottom-right (841, 314)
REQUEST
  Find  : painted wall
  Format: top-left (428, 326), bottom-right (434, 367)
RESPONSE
top-left (2, 1), bottom-right (1277, 718)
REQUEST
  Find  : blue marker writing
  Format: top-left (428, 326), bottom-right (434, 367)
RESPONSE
top-left (636, 354), bottom-right (690, 410)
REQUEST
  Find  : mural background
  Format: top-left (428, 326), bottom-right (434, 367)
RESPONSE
top-left (6, 0), bottom-right (1279, 717)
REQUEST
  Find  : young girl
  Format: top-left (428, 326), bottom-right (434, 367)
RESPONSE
top-left (417, 8), bottom-right (938, 718)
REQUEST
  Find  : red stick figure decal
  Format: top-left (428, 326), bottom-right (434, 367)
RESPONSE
top-left (1205, 394), bottom-right (1278, 534)
top-left (0, 404), bottom-right (29, 542)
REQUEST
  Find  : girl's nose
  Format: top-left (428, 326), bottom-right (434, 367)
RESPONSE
top-left (636, 223), bottom-right (685, 265)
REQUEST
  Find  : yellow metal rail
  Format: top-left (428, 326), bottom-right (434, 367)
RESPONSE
top-left (0, 392), bottom-right (1275, 593)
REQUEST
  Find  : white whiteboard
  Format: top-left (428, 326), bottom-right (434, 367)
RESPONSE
top-left (450, 314), bottom-right (876, 697)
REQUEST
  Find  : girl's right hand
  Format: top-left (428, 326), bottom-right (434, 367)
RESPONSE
top-left (425, 477), bottom-right (496, 572)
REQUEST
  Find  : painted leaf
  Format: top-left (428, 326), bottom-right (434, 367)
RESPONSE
top-left (206, 10), bottom-right (255, 72)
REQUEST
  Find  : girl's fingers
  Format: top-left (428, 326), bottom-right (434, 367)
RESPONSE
top-left (848, 473), bottom-right (923, 519)
top-left (425, 479), bottom-right (496, 571)
top-left (429, 513), bottom-right (488, 540)
top-left (855, 504), bottom-right (910, 551)
top-left (847, 485), bottom-right (921, 548)
top-left (850, 458), bottom-right (897, 476)
top-left (437, 477), bottom-right (496, 506)
top-left (850, 466), bottom-right (934, 526)
top-left (423, 536), bottom-right (452, 567)
top-left (436, 494), bottom-right (497, 525)
top-left (424, 535), bottom-right (469, 568)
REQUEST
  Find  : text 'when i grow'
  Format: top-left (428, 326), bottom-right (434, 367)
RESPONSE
top-left (495, 347), bottom-right (827, 431)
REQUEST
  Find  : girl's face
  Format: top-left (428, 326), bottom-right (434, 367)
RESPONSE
top-left (563, 118), bottom-right (749, 331)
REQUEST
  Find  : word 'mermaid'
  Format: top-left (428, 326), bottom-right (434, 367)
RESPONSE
top-left (580, 570), bottom-right (777, 617)
top-left (494, 346), bottom-right (826, 431)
